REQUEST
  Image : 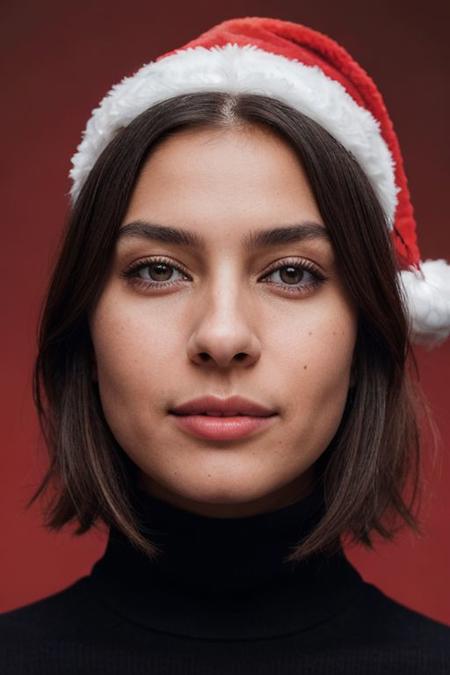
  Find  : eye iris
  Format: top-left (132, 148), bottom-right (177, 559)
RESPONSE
top-left (279, 266), bottom-right (304, 284)
top-left (142, 263), bottom-right (172, 282)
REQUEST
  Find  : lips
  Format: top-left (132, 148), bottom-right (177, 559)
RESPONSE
top-left (193, 412), bottom-right (245, 417)
top-left (170, 394), bottom-right (276, 417)
top-left (170, 411), bottom-right (277, 441)
top-left (169, 395), bottom-right (278, 441)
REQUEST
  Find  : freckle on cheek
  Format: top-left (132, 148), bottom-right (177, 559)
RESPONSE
top-left (303, 364), bottom-right (307, 370)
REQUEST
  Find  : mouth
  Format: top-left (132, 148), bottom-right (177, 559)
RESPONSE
top-left (171, 412), bottom-right (276, 417)
top-left (169, 412), bottom-right (278, 441)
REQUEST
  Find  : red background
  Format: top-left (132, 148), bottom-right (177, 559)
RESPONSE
top-left (1, 1), bottom-right (449, 623)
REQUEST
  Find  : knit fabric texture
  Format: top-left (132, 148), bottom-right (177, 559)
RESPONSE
top-left (1, 482), bottom-right (449, 673)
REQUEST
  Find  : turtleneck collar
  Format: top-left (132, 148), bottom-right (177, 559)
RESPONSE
top-left (86, 482), bottom-right (365, 640)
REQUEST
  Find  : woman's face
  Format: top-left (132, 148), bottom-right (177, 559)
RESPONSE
top-left (89, 124), bottom-right (358, 517)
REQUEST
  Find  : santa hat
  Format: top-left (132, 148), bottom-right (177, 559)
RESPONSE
top-left (69, 16), bottom-right (450, 347)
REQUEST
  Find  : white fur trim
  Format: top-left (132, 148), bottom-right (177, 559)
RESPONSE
top-left (69, 43), bottom-right (399, 226)
top-left (398, 259), bottom-right (450, 346)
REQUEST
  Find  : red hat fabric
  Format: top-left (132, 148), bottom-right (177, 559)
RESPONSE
top-left (69, 16), bottom-right (450, 347)
top-left (161, 17), bottom-right (419, 269)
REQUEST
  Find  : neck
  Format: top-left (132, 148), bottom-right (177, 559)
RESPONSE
top-left (128, 481), bottom-right (327, 592)
top-left (87, 480), bottom-right (364, 639)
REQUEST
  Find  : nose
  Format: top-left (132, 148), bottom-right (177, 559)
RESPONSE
top-left (186, 281), bottom-right (261, 370)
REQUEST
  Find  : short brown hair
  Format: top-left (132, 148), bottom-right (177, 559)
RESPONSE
top-left (28, 92), bottom-right (437, 561)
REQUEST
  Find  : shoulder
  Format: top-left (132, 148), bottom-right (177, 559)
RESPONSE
top-left (0, 576), bottom-right (119, 674)
top-left (345, 581), bottom-right (450, 670)
top-left (0, 576), bottom-right (95, 634)
top-left (359, 581), bottom-right (450, 638)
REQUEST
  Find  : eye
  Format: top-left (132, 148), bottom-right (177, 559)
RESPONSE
top-left (121, 256), bottom-right (327, 296)
top-left (122, 257), bottom-right (189, 290)
top-left (261, 258), bottom-right (326, 295)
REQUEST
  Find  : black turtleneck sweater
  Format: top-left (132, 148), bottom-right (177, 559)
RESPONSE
top-left (1, 483), bottom-right (449, 674)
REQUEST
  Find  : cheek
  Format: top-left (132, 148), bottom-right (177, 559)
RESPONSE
top-left (271, 296), bottom-right (356, 420)
top-left (89, 292), bottom-right (180, 423)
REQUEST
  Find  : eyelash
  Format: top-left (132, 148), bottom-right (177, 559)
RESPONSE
top-left (121, 256), bottom-right (327, 296)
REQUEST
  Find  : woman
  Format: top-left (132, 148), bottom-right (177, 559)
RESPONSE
top-left (1, 16), bottom-right (449, 674)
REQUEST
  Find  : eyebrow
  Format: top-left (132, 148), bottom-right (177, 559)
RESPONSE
top-left (117, 219), bottom-right (331, 250)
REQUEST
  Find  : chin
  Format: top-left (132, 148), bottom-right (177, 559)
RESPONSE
top-left (167, 477), bottom-right (283, 517)
top-left (182, 482), bottom-right (258, 506)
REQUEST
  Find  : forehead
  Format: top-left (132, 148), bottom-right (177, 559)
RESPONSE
top-left (119, 125), bottom-right (331, 253)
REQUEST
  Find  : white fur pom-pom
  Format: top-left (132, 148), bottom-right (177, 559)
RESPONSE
top-left (398, 258), bottom-right (450, 348)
